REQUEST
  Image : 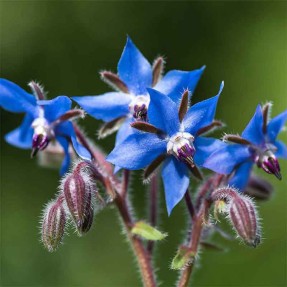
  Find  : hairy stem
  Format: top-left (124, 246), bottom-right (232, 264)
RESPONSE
top-left (177, 175), bottom-right (225, 287)
top-left (147, 175), bottom-right (158, 255)
top-left (73, 125), bottom-right (156, 287)
top-left (121, 169), bottom-right (130, 198)
top-left (184, 190), bottom-right (195, 220)
top-left (177, 202), bottom-right (207, 287)
top-left (115, 194), bottom-right (157, 287)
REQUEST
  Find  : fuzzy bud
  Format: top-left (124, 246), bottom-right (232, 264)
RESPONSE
top-left (212, 187), bottom-right (261, 247)
top-left (63, 171), bottom-right (94, 235)
top-left (41, 198), bottom-right (66, 252)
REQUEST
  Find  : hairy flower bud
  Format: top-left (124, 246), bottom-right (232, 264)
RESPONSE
top-left (244, 175), bottom-right (274, 200)
top-left (212, 187), bottom-right (261, 247)
top-left (229, 196), bottom-right (260, 247)
top-left (63, 170), bottom-right (94, 235)
top-left (41, 198), bottom-right (66, 252)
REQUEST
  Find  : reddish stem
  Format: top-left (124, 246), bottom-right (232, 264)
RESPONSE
top-left (73, 125), bottom-right (156, 287)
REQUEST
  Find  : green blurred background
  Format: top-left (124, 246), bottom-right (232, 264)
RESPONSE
top-left (0, 1), bottom-right (286, 286)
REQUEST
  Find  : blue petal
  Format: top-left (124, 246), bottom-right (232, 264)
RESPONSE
top-left (4, 114), bottom-right (34, 149)
top-left (55, 122), bottom-right (91, 161)
top-left (38, 96), bottom-right (71, 123)
top-left (229, 161), bottom-right (253, 191)
top-left (147, 88), bottom-right (180, 136)
top-left (194, 137), bottom-right (226, 167)
top-left (115, 117), bottom-right (134, 146)
top-left (0, 78), bottom-right (37, 116)
top-left (161, 157), bottom-right (190, 215)
top-left (267, 109), bottom-right (287, 142)
top-left (204, 144), bottom-right (251, 174)
top-left (241, 105), bottom-right (264, 145)
top-left (154, 66), bottom-right (205, 103)
top-left (107, 132), bottom-right (166, 170)
top-left (56, 135), bottom-right (71, 176)
top-left (274, 140), bottom-right (287, 159)
top-left (117, 37), bottom-right (152, 95)
top-left (183, 82), bottom-right (224, 135)
top-left (72, 92), bottom-right (132, 122)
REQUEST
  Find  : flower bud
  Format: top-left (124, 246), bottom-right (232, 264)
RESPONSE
top-left (41, 199), bottom-right (66, 252)
top-left (244, 175), bottom-right (273, 200)
top-left (63, 171), bottom-right (94, 235)
top-left (229, 195), bottom-right (260, 247)
top-left (212, 187), bottom-right (261, 247)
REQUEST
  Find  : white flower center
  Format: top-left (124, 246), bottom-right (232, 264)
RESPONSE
top-left (128, 95), bottom-right (150, 121)
top-left (167, 132), bottom-right (195, 166)
top-left (31, 117), bottom-right (54, 139)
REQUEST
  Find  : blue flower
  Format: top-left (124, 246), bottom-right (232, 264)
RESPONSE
top-left (107, 82), bottom-right (225, 215)
top-left (0, 79), bottom-right (91, 175)
top-left (205, 103), bottom-right (287, 190)
top-left (72, 36), bottom-right (205, 147)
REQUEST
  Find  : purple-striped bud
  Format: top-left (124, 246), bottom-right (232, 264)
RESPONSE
top-left (63, 171), bottom-right (94, 235)
top-left (212, 187), bottom-right (261, 247)
top-left (229, 196), bottom-right (260, 247)
top-left (41, 198), bottom-right (66, 252)
top-left (244, 175), bottom-right (273, 200)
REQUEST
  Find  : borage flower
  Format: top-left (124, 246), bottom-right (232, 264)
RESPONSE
top-left (72, 36), bottom-right (205, 146)
top-left (0, 79), bottom-right (91, 175)
top-left (205, 103), bottom-right (287, 190)
top-left (107, 82), bottom-right (225, 214)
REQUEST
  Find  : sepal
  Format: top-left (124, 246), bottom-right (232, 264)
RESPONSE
top-left (131, 221), bottom-right (167, 241)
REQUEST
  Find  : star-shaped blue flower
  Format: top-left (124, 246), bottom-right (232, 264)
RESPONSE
top-left (0, 79), bottom-right (91, 175)
top-left (72, 36), bottom-right (205, 147)
top-left (107, 82), bottom-right (225, 215)
top-left (205, 103), bottom-right (287, 190)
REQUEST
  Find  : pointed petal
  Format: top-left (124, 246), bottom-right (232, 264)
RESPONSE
top-left (4, 114), bottom-right (34, 149)
top-left (204, 144), bottom-right (251, 174)
top-left (154, 66), bottom-right (205, 103)
top-left (72, 92), bottom-right (132, 122)
top-left (229, 161), bottom-right (253, 191)
top-left (55, 122), bottom-right (91, 161)
top-left (161, 157), bottom-right (189, 215)
top-left (242, 105), bottom-right (264, 145)
top-left (38, 96), bottom-right (71, 123)
top-left (183, 82), bottom-right (224, 135)
top-left (107, 132), bottom-right (166, 170)
top-left (147, 88), bottom-right (180, 136)
top-left (267, 109), bottom-right (287, 142)
top-left (56, 135), bottom-right (71, 175)
top-left (117, 37), bottom-right (152, 95)
top-left (274, 140), bottom-right (287, 158)
top-left (0, 78), bottom-right (37, 115)
top-left (194, 137), bottom-right (226, 167)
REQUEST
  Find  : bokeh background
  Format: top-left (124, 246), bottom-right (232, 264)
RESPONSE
top-left (1, 1), bottom-right (286, 286)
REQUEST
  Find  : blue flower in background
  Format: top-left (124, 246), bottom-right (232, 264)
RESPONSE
top-left (72, 36), bottom-right (205, 147)
top-left (205, 103), bottom-right (287, 190)
top-left (107, 82), bottom-right (225, 215)
top-left (0, 79), bottom-right (91, 175)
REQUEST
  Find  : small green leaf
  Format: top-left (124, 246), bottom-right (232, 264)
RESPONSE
top-left (171, 246), bottom-right (195, 270)
top-left (131, 221), bottom-right (167, 241)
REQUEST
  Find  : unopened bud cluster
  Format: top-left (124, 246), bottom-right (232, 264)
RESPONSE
top-left (41, 161), bottom-right (101, 251)
top-left (212, 187), bottom-right (261, 247)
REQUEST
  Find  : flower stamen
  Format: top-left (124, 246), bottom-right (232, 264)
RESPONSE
top-left (167, 132), bottom-right (195, 167)
top-left (129, 95), bottom-right (149, 122)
